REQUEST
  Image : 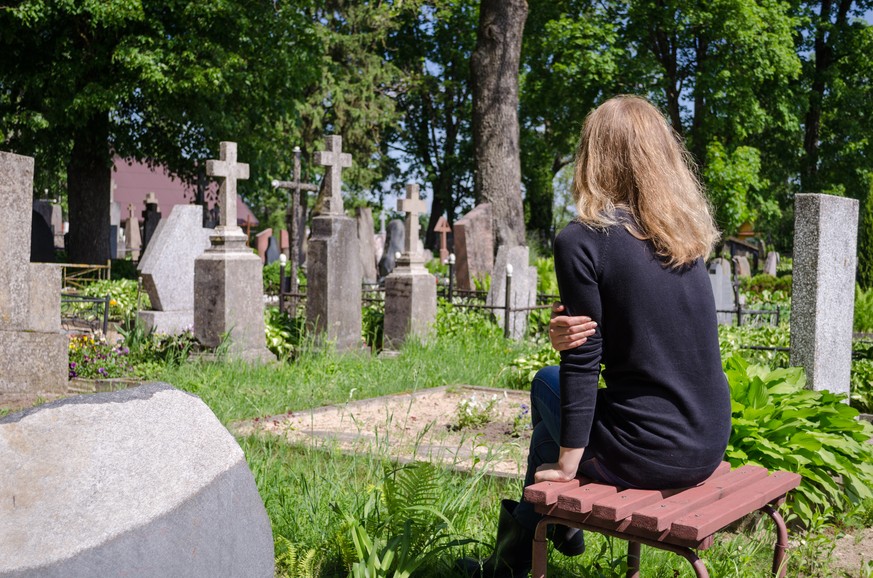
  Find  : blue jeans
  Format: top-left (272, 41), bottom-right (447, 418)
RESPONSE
top-left (513, 366), bottom-right (636, 532)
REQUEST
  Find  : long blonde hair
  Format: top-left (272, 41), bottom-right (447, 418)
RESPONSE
top-left (573, 95), bottom-right (718, 267)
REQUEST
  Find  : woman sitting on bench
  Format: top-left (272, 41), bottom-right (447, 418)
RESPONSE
top-left (458, 95), bottom-right (732, 578)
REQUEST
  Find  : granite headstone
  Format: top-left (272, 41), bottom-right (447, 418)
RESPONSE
top-left (486, 245), bottom-right (537, 340)
top-left (454, 203), bottom-right (493, 291)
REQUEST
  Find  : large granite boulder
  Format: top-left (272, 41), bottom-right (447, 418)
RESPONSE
top-left (0, 383), bottom-right (274, 577)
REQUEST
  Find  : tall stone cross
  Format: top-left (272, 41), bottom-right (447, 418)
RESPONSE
top-left (397, 183), bottom-right (426, 261)
top-left (314, 135), bottom-right (352, 215)
top-left (206, 141), bottom-right (249, 230)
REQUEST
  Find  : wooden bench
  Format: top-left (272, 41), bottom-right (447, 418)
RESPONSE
top-left (523, 462), bottom-right (801, 578)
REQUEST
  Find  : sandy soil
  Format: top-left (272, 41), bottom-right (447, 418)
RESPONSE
top-left (232, 385), bottom-right (533, 478)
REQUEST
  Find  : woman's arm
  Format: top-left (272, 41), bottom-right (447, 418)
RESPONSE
top-left (534, 447), bottom-right (587, 483)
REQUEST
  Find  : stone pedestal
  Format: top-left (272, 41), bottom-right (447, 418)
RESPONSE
top-left (790, 193), bottom-right (858, 396)
top-left (306, 215), bottom-right (362, 352)
top-left (0, 152), bottom-right (67, 395)
top-left (194, 231), bottom-right (273, 362)
top-left (384, 264), bottom-right (437, 350)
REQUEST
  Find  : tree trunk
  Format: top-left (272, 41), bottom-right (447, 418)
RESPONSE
top-left (67, 112), bottom-right (111, 265)
top-left (471, 0), bottom-right (528, 252)
top-left (802, 0), bottom-right (851, 194)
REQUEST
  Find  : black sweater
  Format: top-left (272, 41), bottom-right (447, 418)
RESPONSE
top-left (554, 218), bottom-right (731, 489)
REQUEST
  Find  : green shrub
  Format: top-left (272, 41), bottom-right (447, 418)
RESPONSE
top-left (263, 261), bottom-right (306, 295)
top-left (436, 299), bottom-right (500, 340)
top-left (534, 257), bottom-right (559, 296)
top-left (724, 354), bottom-right (873, 526)
top-left (740, 273), bottom-right (792, 295)
top-left (362, 301), bottom-right (385, 351)
top-left (264, 308), bottom-right (307, 361)
top-left (718, 323), bottom-right (790, 367)
top-left (72, 278), bottom-right (149, 321)
top-left (851, 341), bottom-right (873, 413)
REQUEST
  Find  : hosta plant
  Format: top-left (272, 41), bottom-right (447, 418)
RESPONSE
top-left (724, 354), bottom-right (873, 526)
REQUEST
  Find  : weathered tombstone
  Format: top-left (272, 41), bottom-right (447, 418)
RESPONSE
top-left (733, 254), bottom-right (751, 278)
top-left (141, 192), bottom-right (162, 253)
top-left (357, 207), bottom-right (378, 284)
top-left (30, 209), bottom-right (56, 263)
top-left (790, 193), bottom-right (858, 396)
top-left (708, 257), bottom-right (735, 325)
top-left (255, 228), bottom-right (273, 264)
top-left (109, 201), bottom-right (122, 260)
top-left (434, 216), bottom-right (452, 263)
top-left (279, 229), bottom-right (289, 257)
top-left (0, 383), bottom-right (274, 577)
top-left (124, 203), bottom-right (142, 261)
top-left (0, 151), bottom-right (67, 395)
top-left (32, 199), bottom-right (63, 249)
top-left (306, 135), bottom-right (363, 352)
top-left (265, 236), bottom-right (280, 265)
top-left (454, 203), bottom-right (494, 291)
top-left (137, 205), bottom-right (212, 334)
top-left (487, 245), bottom-right (537, 339)
top-left (384, 183), bottom-right (437, 349)
top-left (378, 219), bottom-right (405, 280)
top-left (373, 233), bottom-right (384, 268)
top-left (194, 142), bottom-right (273, 362)
top-left (763, 251), bottom-right (779, 276)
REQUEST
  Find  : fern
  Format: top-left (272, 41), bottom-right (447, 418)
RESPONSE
top-left (275, 535), bottom-right (320, 578)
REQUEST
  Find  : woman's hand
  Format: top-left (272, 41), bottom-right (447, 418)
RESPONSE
top-left (549, 303), bottom-right (597, 352)
top-left (534, 463), bottom-right (576, 483)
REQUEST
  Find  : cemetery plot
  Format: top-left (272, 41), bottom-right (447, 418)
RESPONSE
top-left (233, 385), bottom-right (533, 478)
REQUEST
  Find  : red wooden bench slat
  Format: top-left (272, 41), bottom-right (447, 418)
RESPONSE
top-left (523, 478), bottom-right (586, 506)
top-left (629, 464), bottom-right (768, 532)
top-left (590, 462), bottom-right (732, 522)
top-left (557, 483), bottom-right (619, 513)
top-left (669, 471), bottom-right (802, 541)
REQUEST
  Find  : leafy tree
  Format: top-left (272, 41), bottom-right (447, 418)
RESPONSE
top-left (0, 0), bottom-right (317, 263)
top-left (385, 0), bottom-right (478, 250)
top-left (859, 183), bottom-right (873, 290)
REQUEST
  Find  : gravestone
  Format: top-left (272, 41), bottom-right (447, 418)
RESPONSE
top-left (454, 203), bottom-right (493, 291)
top-left (124, 203), bottom-right (142, 261)
top-left (763, 251), bottom-right (779, 276)
top-left (733, 255), bottom-right (751, 278)
top-left (255, 228), bottom-right (272, 264)
top-left (383, 183), bottom-right (437, 349)
top-left (279, 229), bottom-right (289, 257)
top-left (357, 207), bottom-right (378, 284)
top-left (435, 216), bottom-right (452, 263)
top-left (306, 135), bottom-right (363, 352)
top-left (0, 151), bottom-right (67, 395)
top-left (708, 257), bottom-right (735, 325)
top-left (790, 193), bottom-right (858, 395)
top-left (141, 192), bottom-right (162, 253)
top-left (109, 201), bottom-right (122, 260)
top-left (32, 200), bottom-right (63, 248)
top-left (486, 245), bottom-right (538, 340)
top-left (30, 210), bottom-right (56, 263)
top-left (194, 142), bottom-right (273, 362)
top-left (273, 146), bottom-right (318, 278)
top-left (378, 219), bottom-right (405, 280)
top-left (265, 236), bottom-right (280, 265)
top-left (137, 204), bottom-right (212, 334)
top-left (0, 383), bottom-right (274, 577)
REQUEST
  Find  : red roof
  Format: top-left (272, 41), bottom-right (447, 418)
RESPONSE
top-left (111, 157), bottom-right (258, 226)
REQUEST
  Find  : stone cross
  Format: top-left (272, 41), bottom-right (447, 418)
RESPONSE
top-left (435, 215), bottom-right (452, 263)
top-left (127, 203), bottom-right (137, 220)
top-left (397, 183), bottom-right (426, 259)
top-left (206, 141), bottom-right (249, 229)
top-left (314, 135), bottom-right (352, 215)
top-left (145, 191), bottom-right (158, 206)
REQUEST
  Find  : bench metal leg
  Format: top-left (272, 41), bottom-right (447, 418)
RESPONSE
top-left (532, 518), bottom-right (550, 578)
top-left (761, 504), bottom-right (790, 577)
top-left (626, 541), bottom-right (641, 578)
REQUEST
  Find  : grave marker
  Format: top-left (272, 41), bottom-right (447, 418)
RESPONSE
top-left (141, 192), bottom-right (162, 252)
top-left (194, 142), bottom-right (273, 361)
top-left (0, 151), bottom-right (67, 395)
top-left (356, 207), bottom-right (379, 284)
top-left (708, 257), bottom-right (735, 325)
top-left (384, 183), bottom-right (437, 349)
top-left (487, 245), bottom-right (537, 340)
top-left (306, 135), bottom-right (362, 352)
top-left (272, 145), bottom-right (318, 289)
top-left (790, 193), bottom-right (858, 395)
top-left (124, 203), bottom-right (142, 261)
top-left (454, 203), bottom-right (493, 291)
top-left (435, 216), bottom-right (452, 263)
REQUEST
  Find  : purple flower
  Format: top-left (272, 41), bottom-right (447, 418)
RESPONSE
top-left (70, 362), bottom-right (77, 369)
top-left (98, 367), bottom-right (106, 375)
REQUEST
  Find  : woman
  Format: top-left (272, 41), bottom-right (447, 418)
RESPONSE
top-left (458, 95), bottom-right (732, 577)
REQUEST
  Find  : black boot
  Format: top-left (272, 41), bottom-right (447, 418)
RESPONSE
top-left (548, 524), bottom-right (585, 557)
top-left (456, 499), bottom-right (533, 578)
